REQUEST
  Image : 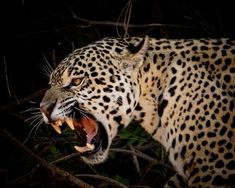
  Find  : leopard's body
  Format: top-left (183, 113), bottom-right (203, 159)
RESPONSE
top-left (40, 36), bottom-right (235, 187)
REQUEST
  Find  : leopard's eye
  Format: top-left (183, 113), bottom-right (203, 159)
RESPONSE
top-left (70, 78), bottom-right (83, 87)
top-left (71, 78), bottom-right (82, 86)
top-left (63, 77), bottom-right (86, 89)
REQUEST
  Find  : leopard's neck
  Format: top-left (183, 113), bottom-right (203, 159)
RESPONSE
top-left (132, 42), bottom-right (172, 146)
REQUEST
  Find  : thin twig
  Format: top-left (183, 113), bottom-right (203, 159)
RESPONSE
top-left (1, 129), bottom-right (94, 188)
top-left (129, 145), bottom-right (141, 176)
top-left (50, 152), bottom-right (81, 164)
top-left (136, 141), bottom-right (159, 151)
top-left (65, 1), bottom-right (195, 32)
top-left (110, 148), bottom-right (173, 170)
top-left (26, 136), bottom-right (173, 170)
top-left (10, 167), bottom-right (38, 185)
top-left (0, 88), bottom-right (47, 112)
top-left (129, 185), bottom-right (152, 188)
top-left (77, 174), bottom-right (128, 188)
top-left (52, 49), bottom-right (57, 68)
top-left (29, 136), bottom-right (78, 144)
top-left (138, 161), bottom-right (157, 184)
top-left (3, 56), bottom-right (11, 98)
top-left (72, 16), bottom-right (196, 29)
top-left (3, 56), bottom-right (19, 102)
top-left (116, 0), bottom-right (133, 37)
top-left (123, 0), bottom-right (133, 37)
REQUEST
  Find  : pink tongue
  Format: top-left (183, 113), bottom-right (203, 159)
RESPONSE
top-left (73, 117), bottom-right (98, 142)
top-left (81, 118), bottom-right (97, 136)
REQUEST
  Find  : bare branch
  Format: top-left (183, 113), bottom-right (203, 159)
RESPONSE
top-left (0, 88), bottom-right (47, 112)
top-left (3, 56), bottom-right (19, 102)
top-left (110, 148), bottom-right (173, 170)
top-left (1, 129), bottom-right (94, 188)
top-left (129, 145), bottom-right (141, 176)
top-left (28, 136), bottom-right (78, 144)
top-left (50, 153), bottom-right (81, 164)
top-left (72, 16), bottom-right (195, 29)
top-left (3, 56), bottom-right (11, 98)
top-left (77, 174), bottom-right (128, 188)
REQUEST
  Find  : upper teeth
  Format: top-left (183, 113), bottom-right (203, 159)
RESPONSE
top-left (51, 118), bottom-right (75, 134)
top-left (51, 118), bottom-right (96, 153)
top-left (52, 124), bottom-right (62, 134)
top-left (65, 119), bottom-right (75, 130)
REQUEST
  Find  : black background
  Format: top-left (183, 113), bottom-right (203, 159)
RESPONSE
top-left (2, 0), bottom-right (235, 105)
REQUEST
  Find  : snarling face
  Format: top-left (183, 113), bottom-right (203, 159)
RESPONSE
top-left (40, 37), bottom-right (148, 164)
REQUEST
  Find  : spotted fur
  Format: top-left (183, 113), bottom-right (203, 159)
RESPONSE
top-left (40, 36), bottom-right (235, 187)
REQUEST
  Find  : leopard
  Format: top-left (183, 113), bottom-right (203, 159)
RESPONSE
top-left (40, 35), bottom-right (235, 187)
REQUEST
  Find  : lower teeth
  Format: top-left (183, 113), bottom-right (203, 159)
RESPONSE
top-left (74, 143), bottom-right (95, 153)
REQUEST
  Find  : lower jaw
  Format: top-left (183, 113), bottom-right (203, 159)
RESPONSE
top-left (74, 121), bottom-right (109, 156)
top-left (81, 148), bottom-right (108, 164)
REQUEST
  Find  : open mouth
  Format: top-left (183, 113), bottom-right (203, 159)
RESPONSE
top-left (49, 108), bottom-right (108, 156)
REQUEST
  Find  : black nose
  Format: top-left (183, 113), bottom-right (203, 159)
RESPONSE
top-left (40, 100), bottom-right (57, 120)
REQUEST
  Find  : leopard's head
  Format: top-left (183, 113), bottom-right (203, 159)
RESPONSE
top-left (40, 36), bottom-right (149, 164)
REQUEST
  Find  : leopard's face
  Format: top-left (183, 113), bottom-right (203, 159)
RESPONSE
top-left (40, 37), bottom-right (148, 164)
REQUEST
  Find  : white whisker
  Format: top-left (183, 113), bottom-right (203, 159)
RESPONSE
top-left (21, 107), bottom-right (40, 114)
top-left (72, 111), bottom-right (75, 119)
top-left (74, 106), bottom-right (86, 114)
top-left (62, 105), bottom-right (71, 120)
top-left (74, 106), bottom-right (89, 119)
top-left (40, 53), bottom-right (54, 77)
top-left (23, 118), bottom-right (44, 144)
top-left (23, 105), bottom-right (45, 144)
top-left (29, 101), bottom-right (38, 104)
top-left (24, 114), bottom-right (42, 124)
top-left (81, 111), bottom-right (89, 119)
top-left (30, 111), bottom-right (42, 115)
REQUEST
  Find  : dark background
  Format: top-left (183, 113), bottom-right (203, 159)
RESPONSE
top-left (2, 0), bottom-right (235, 105)
top-left (1, 0), bottom-right (235, 187)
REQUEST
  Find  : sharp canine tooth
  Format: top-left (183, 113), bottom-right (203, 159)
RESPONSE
top-left (57, 121), bottom-right (62, 126)
top-left (74, 143), bottom-right (95, 153)
top-left (66, 119), bottom-right (75, 130)
top-left (52, 124), bottom-right (62, 134)
top-left (86, 143), bottom-right (95, 150)
top-left (74, 145), bottom-right (84, 153)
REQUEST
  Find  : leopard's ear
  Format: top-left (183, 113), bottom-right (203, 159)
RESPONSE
top-left (120, 36), bottom-right (149, 70)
